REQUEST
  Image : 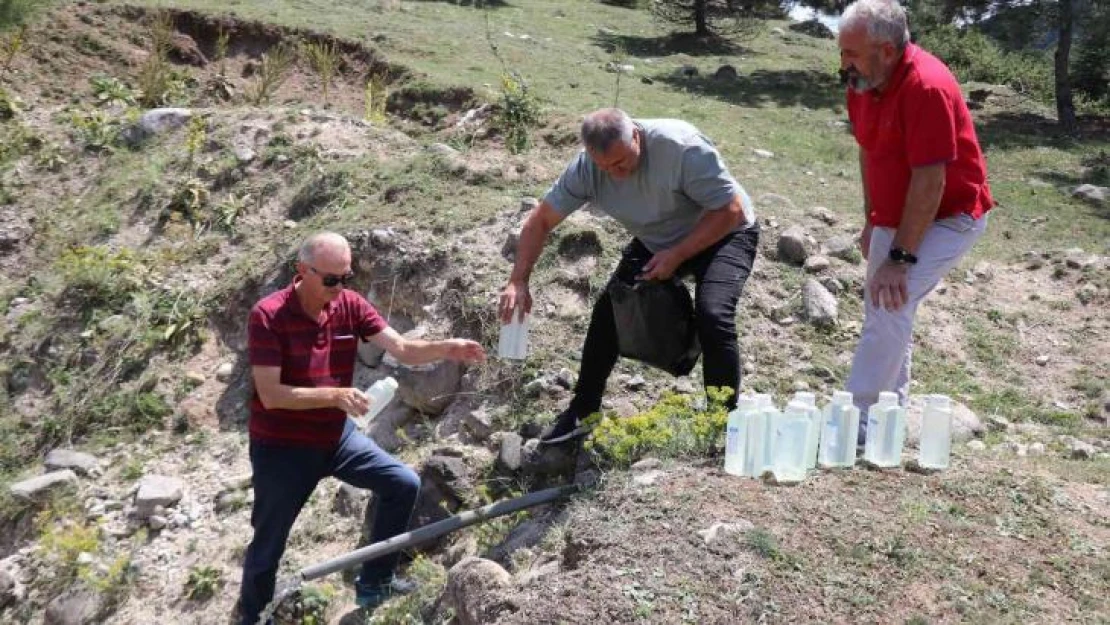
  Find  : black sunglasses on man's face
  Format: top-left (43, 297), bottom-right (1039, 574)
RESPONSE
top-left (309, 266), bottom-right (355, 288)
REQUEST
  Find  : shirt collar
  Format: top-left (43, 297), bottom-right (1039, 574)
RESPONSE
top-left (874, 43), bottom-right (918, 99)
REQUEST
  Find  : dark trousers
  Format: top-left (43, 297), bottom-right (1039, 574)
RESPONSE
top-left (570, 226), bottom-right (760, 413)
top-left (239, 419), bottom-right (421, 625)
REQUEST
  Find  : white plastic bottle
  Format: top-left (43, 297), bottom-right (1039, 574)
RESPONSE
top-left (497, 308), bottom-right (530, 360)
top-left (918, 394), bottom-right (953, 470)
top-left (743, 394), bottom-right (774, 477)
top-left (757, 394), bottom-right (779, 476)
top-left (819, 390), bottom-right (860, 469)
top-left (792, 391), bottom-right (822, 470)
top-left (772, 401), bottom-right (812, 483)
top-left (363, 377), bottom-right (398, 421)
top-left (863, 392), bottom-right (905, 468)
top-left (724, 395), bottom-right (757, 476)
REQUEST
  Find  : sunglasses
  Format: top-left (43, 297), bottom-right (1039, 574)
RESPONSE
top-left (309, 266), bottom-right (355, 288)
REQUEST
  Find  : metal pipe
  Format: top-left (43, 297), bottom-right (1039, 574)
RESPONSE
top-left (297, 483), bottom-right (579, 582)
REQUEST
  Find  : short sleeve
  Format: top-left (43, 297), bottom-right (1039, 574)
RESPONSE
top-left (680, 138), bottom-right (741, 211)
top-left (903, 86), bottom-right (957, 168)
top-left (248, 305), bottom-right (282, 367)
top-left (543, 152), bottom-right (594, 216)
top-left (355, 297), bottom-right (388, 340)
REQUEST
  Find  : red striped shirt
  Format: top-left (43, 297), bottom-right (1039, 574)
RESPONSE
top-left (248, 281), bottom-right (387, 448)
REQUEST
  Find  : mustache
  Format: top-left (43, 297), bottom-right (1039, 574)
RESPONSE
top-left (838, 67), bottom-right (860, 86)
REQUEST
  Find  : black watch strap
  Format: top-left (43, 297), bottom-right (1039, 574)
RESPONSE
top-left (889, 247), bottom-right (918, 265)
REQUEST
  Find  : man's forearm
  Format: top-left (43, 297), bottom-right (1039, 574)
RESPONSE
top-left (264, 386), bottom-right (340, 410)
top-left (859, 149), bottom-right (871, 221)
top-left (670, 197), bottom-right (746, 262)
top-left (509, 216), bottom-right (550, 284)
top-left (892, 165), bottom-right (945, 254)
top-left (391, 339), bottom-right (451, 366)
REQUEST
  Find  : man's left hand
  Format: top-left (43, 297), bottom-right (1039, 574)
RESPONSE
top-left (869, 261), bottom-right (910, 311)
top-left (639, 249), bottom-right (683, 281)
top-left (443, 339), bottom-right (487, 363)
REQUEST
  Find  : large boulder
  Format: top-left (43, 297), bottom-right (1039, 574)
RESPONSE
top-left (44, 450), bottom-right (99, 477)
top-left (904, 396), bottom-right (984, 445)
top-left (1071, 184), bottom-right (1107, 206)
top-left (44, 588), bottom-right (107, 625)
top-left (10, 471), bottom-right (78, 501)
top-left (366, 402), bottom-right (418, 452)
top-left (442, 557), bottom-right (517, 625)
top-left (802, 279), bottom-right (838, 327)
top-left (382, 349), bottom-right (465, 415)
top-left (789, 18), bottom-right (834, 39)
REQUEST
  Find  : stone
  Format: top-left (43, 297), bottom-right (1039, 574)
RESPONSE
top-left (1035, 355), bottom-right (1050, 366)
top-left (333, 483), bottom-right (371, 518)
top-left (497, 433), bottom-right (523, 472)
top-left (771, 27), bottom-right (786, 36)
top-left (630, 457), bottom-right (662, 472)
top-left (820, 276), bottom-right (843, 295)
top-left (789, 18), bottom-right (834, 39)
top-left (221, 473), bottom-right (253, 491)
top-left (523, 379), bottom-right (548, 398)
top-left (429, 143), bottom-right (459, 158)
top-left (215, 362), bottom-right (235, 382)
top-left (135, 475), bottom-right (185, 519)
top-left (44, 588), bottom-right (105, 625)
top-left (1066, 438), bottom-right (1098, 460)
top-left (677, 64), bottom-right (698, 77)
top-left (184, 371), bottom-right (206, 386)
top-left (713, 65), bottom-right (738, 80)
top-left (443, 557), bottom-right (516, 625)
top-left (488, 519), bottom-right (548, 563)
top-left (0, 564), bottom-right (23, 610)
top-left (822, 235), bottom-right (859, 262)
top-left (214, 490), bottom-right (248, 514)
top-left (522, 441), bottom-right (576, 480)
top-left (383, 349), bottom-right (465, 415)
top-left (1071, 184), bottom-right (1107, 206)
top-left (697, 520), bottom-right (755, 546)
top-left (802, 279), bottom-right (838, 327)
top-left (808, 206), bottom-right (838, 225)
top-left (44, 450), bottom-right (99, 477)
top-left (632, 470), bottom-right (665, 486)
top-left (985, 415), bottom-right (1013, 433)
top-left (905, 397), bottom-right (984, 445)
top-left (501, 227), bottom-right (522, 261)
top-left (966, 440), bottom-right (986, 451)
top-left (753, 148), bottom-right (775, 159)
top-left (972, 261), bottom-right (994, 280)
top-left (672, 379), bottom-right (696, 394)
top-left (520, 197), bottom-right (539, 212)
top-left (10, 470), bottom-right (77, 501)
top-left (1028, 442), bottom-right (1046, 456)
top-left (518, 560), bottom-right (561, 586)
top-left (233, 146), bottom-right (256, 163)
top-left (148, 515), bottom-right (167, 530)
top-left (777, 226), bottom-right (811, 265)
top-left (457, 407), bottom-right (492, 442)
top-left (625, 375), bottom-right (646, 391)
top-left (137, 107), bottom-right (193, 136)
top-left (803, 255), bottom-right (831, 273)
top-left (555, 368), bottom-right (575, 390)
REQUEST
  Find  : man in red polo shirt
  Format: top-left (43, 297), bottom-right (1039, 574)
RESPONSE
top-left (240, 232), bottom-right (485, 625)
top-left (837, 0), bottom-right (994, 436)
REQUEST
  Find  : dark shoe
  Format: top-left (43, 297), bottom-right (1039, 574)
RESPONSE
top-left (539, 408), bottom-right (592, 445)
top-left (354, 576), bottom-right (416, 610)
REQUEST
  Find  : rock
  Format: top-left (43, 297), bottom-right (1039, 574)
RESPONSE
top-left (383, 349), bottom-right (464, 415)
top-left (501, 227), bottom-right (522, 261)
top-left (632, 470), bottom-right (665, 486)
top-left (802, 279), bottom-right (838, 327)
top-left (333, 484), bottom-right (370, 518)
top-left (966, 440), bottom-right (986, 451)
top-left (518, 560), bottom-right (561, 586)
top-left (672, 379), bottom-right (696, 394)
top-left (1035, 354), bottom-right (1050, 366)
top-left (44, 450), bottom-right (99, 477)
top-left (1028, 442), bottom-right (1046, 456)
top-left (985, 415), bottom-right (1013, 433)
top-left (808, 206), bottom-right (838, 225)
top-left (443, 557), bottom-right (516, 625)
top-left (820, 276), bottom-right (843, 295)
top-left (488, 519), bottom-right (548, 563)
top-left (10, 470), bottom-right (77, 501)
top-left (135, 475), bottom-right (185, 519)
top-left (44, 588), bottom-right (105, 625)
top-left (605, 62), bottom-right (634, 74)
top-left (1066, 438), bottom-right (1097, 459)
top-left (233, 146), bottom-right (256, 164)
top-left (422, 455), bottom-right (472, 511)
top-left (697, 520), bottom-right (755, 546)
top-left (214, 490), bottom-right (248, 514)
top-left (137, 108), bottom-right (193, 137)
top-left (803, 255), bottom-right (831, 273)
top-left (522, 379), bottom-right (548, 398)
top-left (676, 64), bottom-right (698, 77)
top-left (221, 473), bottom-right (253, 491)
top-left (771, 27), bottom-right (786, 36)
top-left (0, 563), bottom-right (25, 610)
top-left (184, 371), bottom-right (206, 386)
top-left (147, 515), bottom-right (167, 530)
top-left (789, 18), bottom-right (834, 39)
top-left (1071, 184), bottom-right (1107, 206)
top-left (630, 457), bottom-right (662, 472)
top-left (497, 433), bottom-right (523, 472)
top-left (1001, 441), bottom-right (1028, 456)
top-left (522, 441), bottom-right (576, 480)
top-left (905, 397), bottom-right (984, 445)
top-left (777, 226), bottom-right (812, 265)
top-left (215, 362), bottom-right (235, 382)
top-left (1077, 283), bottom-right (1098, 305)
top-left (429, 143), bottom-right (459, 158)
top-left (520, 197), bottom-right (539, 212)
top-left (625, 375), bottom-right (646, 391)
top-left (555, 368), bottom-right (576, 390)
top-left (822, 235), bottom-right (859, 262)
top-left (972, 261), bottom-right (994, 280)
top-left (713, 65), bottom-right (738, 80)
top-left (753, 148), bottom-right (775, 159)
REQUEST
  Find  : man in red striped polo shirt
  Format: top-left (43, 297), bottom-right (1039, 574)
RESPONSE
top-left (240, 232), bottom-right (485, 624)
top-left (838, 0), bottom-right (994, 437)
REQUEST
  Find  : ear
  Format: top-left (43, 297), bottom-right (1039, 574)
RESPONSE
top-left (881, 42), bottom-right (900, 64)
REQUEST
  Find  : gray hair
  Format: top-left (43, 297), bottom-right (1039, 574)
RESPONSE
top-left (580, 108), bottom-right (635, 154)
top-left (841, 0), bottom-right (910, 49)
top-left (298, 232), bottom-right (349, 264)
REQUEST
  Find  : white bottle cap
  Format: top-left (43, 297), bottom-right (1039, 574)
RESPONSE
top-left (793, 391), bottom-right (816, 406)
top-left (832, 390), bottom-right (853, 405)
top-left (786, 400), bottom-right (810, 413)
top-left (754, 393), bottom-right (773, 408)
top-left (878, 391), bottom-right (899, 405)
top-left (736, 395), bottom-right (757, 411)
top-left (378, 377), bottom-right (398, 392)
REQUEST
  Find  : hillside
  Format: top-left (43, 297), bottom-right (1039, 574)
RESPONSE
top-left (0, 1), bottom-right (1107, 624)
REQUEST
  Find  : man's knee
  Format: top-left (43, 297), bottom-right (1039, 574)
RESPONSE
top-left (695, 298), bottom-right (738, 340)
top-left (391, 465), bottom-right (421, 505)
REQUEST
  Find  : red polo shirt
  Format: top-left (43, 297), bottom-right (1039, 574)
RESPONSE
top-left (247, 280), bottom-right (387, 448)
top-left (847, 44), bottom-right (994, 229)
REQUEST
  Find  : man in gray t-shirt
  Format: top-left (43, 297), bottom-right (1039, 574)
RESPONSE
top-left (498, 108), bottom-right (760, 444)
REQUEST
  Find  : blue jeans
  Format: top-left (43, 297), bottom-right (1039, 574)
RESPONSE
top-left (239, 419), bottom-right (421, 625)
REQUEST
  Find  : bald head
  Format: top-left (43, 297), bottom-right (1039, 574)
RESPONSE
top-left (581, 108), bottom-right (635, 154)
top-left (298, 232), bottom-right (350, 265)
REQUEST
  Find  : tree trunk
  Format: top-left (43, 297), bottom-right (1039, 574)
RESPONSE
top-left (695, 0), bottom-right (709, 36)
top-left (1055, 0), bottom-right (1078, 132)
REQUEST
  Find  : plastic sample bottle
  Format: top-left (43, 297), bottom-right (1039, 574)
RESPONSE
top-left (363, 377), bottom-right (398, 421)
top-left (818, 390), bottom-right (861, 469)
top-left (772, 401), bottom-right (813, 483)
top-left (918, 394), bottom-right (953, 470)
top-left (863, 391), bottom-right (906, 468)
top-left (724, 395), bottom-right (758, 477)
top-left (792, 391), bottom-right (822, 470)
top-left (743, 394), bottom-right (774, 477)
top-left (497, 308), bottom-right (530, 360)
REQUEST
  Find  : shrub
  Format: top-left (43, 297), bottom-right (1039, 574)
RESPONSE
top-left (0, 0), bottom-right (45, 32)
top-left (367, 556), bottom-right (450, 624)
top-left (497, 72), bottom-right (541, 154)
top-left (184, 565), bottom-right (224, 602)
top-left (137, 13), bottom-right (183, 107)
top-left (56, 246), bottom-right (144, 311)
top-left (245, 42), bottom-right (297, 105)
top-left (90, 75), bottom-right (137, 108)
top-left (301, 40), bottom-right (341, 104)
top-left (917, 24), bottom-right (1053, 102)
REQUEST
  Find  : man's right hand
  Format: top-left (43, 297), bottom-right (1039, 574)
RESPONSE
top-left (859, 223), bottom-right (873, 260)
top-left (334, 387), bottom-right (371, 416)
top-left (498, 281), bottom-right (532, 323)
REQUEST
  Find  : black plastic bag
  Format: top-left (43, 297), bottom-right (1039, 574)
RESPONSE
top-left (607, 277), bottom-right (701, 376)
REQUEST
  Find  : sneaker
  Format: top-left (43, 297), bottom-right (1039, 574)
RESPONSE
top-left (539, 408), bottom-right (592, 445)
top-left (354, 576), bottom-right (416, 610)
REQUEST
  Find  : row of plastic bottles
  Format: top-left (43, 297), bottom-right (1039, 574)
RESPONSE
top-left (724, 390), bottom-right (954, 482)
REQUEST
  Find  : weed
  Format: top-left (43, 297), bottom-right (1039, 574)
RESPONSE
top-left (0, 85), bottom-right (15, 119)
top-left (56, 246), bottom-right (145, 311)
top-left (364, 71), bottom-right (389, 123)
top-left (184, 115), bottom-right (207, 167)
top-left (69, 108), bottom-right (126, 153)
top-left (90, 75), bottom-right (137, 108)
top-left (184, 565), bottom-right (224, 601)
top-left (1, 23), bottom-right (25, 70)
top-left (214, 27), bottom-right (230, 76)
top-left (121, 458), bottom-right (144, 481)
top-left (496, 72), bottom-right (541, 154)
top-left (33, 142), bottom-right (67, 172)
top-left (164, 177), bottom-right (212, 234)
top-left (246, 42), bottom-right (297, 105)
top-left (214, 192), bottom-right (252, 231)
top-left (368, 555), bottom-right (451, 624)
top-left (301, 40), bottom-right (341, 104)
top-left (38, 513), bottom-right (100, 578)
top-left (277, 583), bottom-right (334, 625)
top-left (137, 13), bottom-right (185, 107)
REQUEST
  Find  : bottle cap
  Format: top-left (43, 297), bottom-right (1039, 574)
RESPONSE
top-left (793, 391), bottom-right (816, 406)
top-left (926, 394), bottom-right (950, 408)
top-left (832, 390), bottom-right (853, 405)
top-left (878, 391), bottom-right (899, 405)
top-left (378, 377), bottom-right (398, 392)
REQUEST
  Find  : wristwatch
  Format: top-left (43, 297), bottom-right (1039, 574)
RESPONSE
top-left (888, 247), bottom-right (918, 265)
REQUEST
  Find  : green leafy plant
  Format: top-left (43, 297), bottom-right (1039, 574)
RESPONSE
top-left (184, 565), bottom-right (224, 602)
top-left (214, 192), bottom-right (251, 231)
top-left (137, 12), bottom-right (181, 107)
top-left (214, 27), bottom-right (230, 76)
top-left (301, 40), bottom-right (340, 104)
top-left (367, 555), bottom-right (452, 624)
top-left (0, 85), bottom-right (16, 120)
top-left (497, 72), bottom-right (541, 154)
top-left (90, 75), bottom-right (137, 107)
top-left (56, 246), bottom-right (145, 310)
top-left (69, 108), bottom-right (124, 153)
top-left (246, 42), bottom-right (297, 105)
top-left (1, 23), bottom-right (25, 70)
top-left (184, 115), bottom-right (207, 166)
top-left (364, 71), bottom-right (389, 123)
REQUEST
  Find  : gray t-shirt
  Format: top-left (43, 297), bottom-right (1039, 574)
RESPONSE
top-left (544, 119), bottom-right (755, 253)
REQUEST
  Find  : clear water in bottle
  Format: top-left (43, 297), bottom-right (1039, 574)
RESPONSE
top-left (819, 390), bottom-right (860, 468)
top-left (497, 308), bottom-right (529, 360)
top-left (724, 395), bottom-right (758, 476)
top-left (918, 394), bottom-right (953, 470)
top-left (757, 394), bottom-right (779, 475)
top-left (792, 391), bottom-right (822, 470)
top-left (363, 377), bottom-right (398, 421)
top-left (743, 394), bottom-right (774, 477)
top-left (772, 401), bottom-right (812, 483)
top-left (863, 392), bottom-right (905, 468)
